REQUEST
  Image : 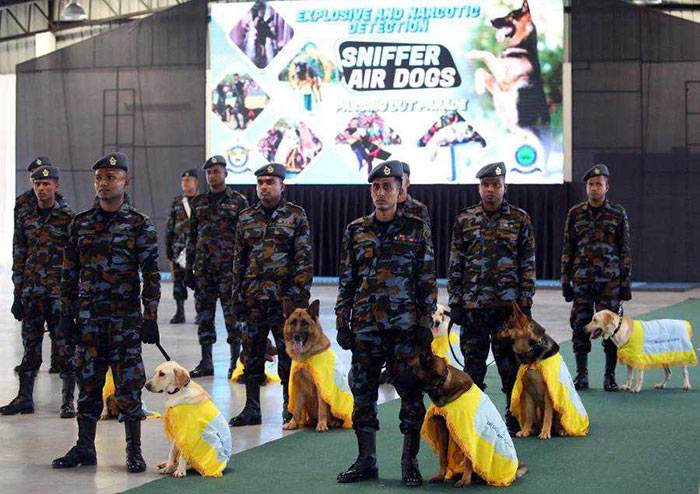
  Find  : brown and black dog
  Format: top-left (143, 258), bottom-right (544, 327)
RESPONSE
top-left (498, 302), bottom-right (563, 439)
top-left (410, 351), bottom-right (527, 487)
top-left (282, 299), bottom-right (345, 432)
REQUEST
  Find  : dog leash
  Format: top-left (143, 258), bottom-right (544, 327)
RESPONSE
top-left (446, 314), bottom-right (497, 370)
top-left (155, 342), bottom-right (171, 361)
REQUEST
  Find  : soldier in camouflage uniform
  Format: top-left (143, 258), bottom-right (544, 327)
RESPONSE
top-left (396, 161), bottom-right (431, 226)
top-left (165, 168), bottom-right (199, 324)
top-left (52, 153), bottom-right (160, 474)
top-left (13, 156), bottom-right (66, 374)
top-left (561, 164), bottom-right (632, 392)
top-left (3, 165), bottom-right (75, 418)
top-left (185, 156), bottom-right (249, 378)
top-left (335, 161), bottom-right (436, 486)
top-left (448, 162), bottom-right (535, 435)
top-left (229, 163), bottom-right (313, 427)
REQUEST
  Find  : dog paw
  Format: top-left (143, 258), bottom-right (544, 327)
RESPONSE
top-left (682, 384), bottom-right (691, 391)
top-left (619, 385), bottom-right (629, 391)
top-left (282, 419), bottom-right (299, 430)
top-left (429, 475), bottom-right (445, 484)
top-left (538, 431), bottom-right (551, 440)
top-left (516, 429), bottom-right (532, 438)
top-left (315, 422), bottom-right (329, 433)
top-left (654, 383), bottom-right (667, 389)
top-left (455, 478), bottom-right (472, 488)
top-left (173, 468), bottom-right (186, 478)
top-left (631, 387), bottom-right (642, 393)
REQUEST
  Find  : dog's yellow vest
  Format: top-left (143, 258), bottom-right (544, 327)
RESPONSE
top-left (163, 400), bottom-right (232, 477)
top-left (511, 353), bottom-right (589, 436)
top-left (432, 332), bottom-right (459, 364)
top-left (422, 386), bottom-right (519, 487)
top-left (618, 320), bottom-right (696, 370)
top-left (102, 369), bottom-right (115, 402)
top-left (229, 359), bottom-right (281, 384)
top-left (288, 348), bottom-right (353, 428)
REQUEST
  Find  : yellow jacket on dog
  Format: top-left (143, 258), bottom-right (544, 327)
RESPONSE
top-left (229, 359), bottom-right (281, 384)
top-left (432, 332), bottom-right (458, 364)
top-left (288, 348), bottom-right (353, 428)
top-left (163, 400), bottom-right (232, 477)
top-left (422, 385), bottom-right (519, 487)
top-left (511, 353), bottom-right (589, 436)
top-left (618, 320), bottom-right (696, 370)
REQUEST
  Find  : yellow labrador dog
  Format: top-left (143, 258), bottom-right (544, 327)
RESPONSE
top-left (585, 310), bottom-right (695, 393)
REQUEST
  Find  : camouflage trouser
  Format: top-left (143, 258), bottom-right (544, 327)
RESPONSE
top-left (350, 331), bottom-right (425, 434)
top-left (172, 264), bottom-right (189, 302)
top-left (241, 299), bottom-right (289, 388)
top-left (195, 269), bottom-right (237, 345)
top-left (19, 295), bottom-right (75, 379)
top-left (570, 280), bottom-right (620, 356)
top-left (74, 310), bottom-right (146, 423)
top-left (460, 308), bottom-right (518, 398)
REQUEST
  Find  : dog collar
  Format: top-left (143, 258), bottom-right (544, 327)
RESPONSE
top-left (433, 367), bottom-right (448, 391)
top-left (610, 305), bottom-right (624, 339)
top-left (168, 379), bottom-right (191, 395)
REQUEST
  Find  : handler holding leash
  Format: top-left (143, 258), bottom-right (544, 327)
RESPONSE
top-left (335, 160), bottom-right (437, 486)
top-left (561, 164), bottom-right (632, 392)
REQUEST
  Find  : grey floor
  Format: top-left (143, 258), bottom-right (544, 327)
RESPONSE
top-left (0, 273), bottom-right (696, 494)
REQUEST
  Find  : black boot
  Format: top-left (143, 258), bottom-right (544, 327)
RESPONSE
top-left (169, 299), bottom-right (186, 324)
top-left (401, 431), bottom-right (423, 486)
top-left (0, 373), bottom-right (35, 415)
top-left (49, 338), bottom-right (60, 374)
top-left (227, 339), bottom-right (241, 380)
top-left (229, 382), bottom-right (261, 426)
top-left (504, 393), bottom-right (520, 436)
top-left (573, 353), bottom-right (589, 390)
top-left (52, 419), bottom-right (97, 468)
top-left (60, 376), bottom-right (76, 419)
top-left (190, 343), bottom-right (214, 378)
top-left (282, 382), bottom-right (293, 424)
top-left (337, 430), bottom-right (379, 483)
top-left (124, 420), bottom-right (147, 473)
top-left (604, 351), bottom-right (619, 392)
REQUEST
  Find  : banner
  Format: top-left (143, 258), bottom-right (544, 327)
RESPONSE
top-left (209, 0), bottom-right (563, 184)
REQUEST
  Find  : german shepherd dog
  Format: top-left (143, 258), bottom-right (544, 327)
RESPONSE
top-left (466, 0), bottom-right (551, 164)
top-left (282, 299), bottom-right (345, 432)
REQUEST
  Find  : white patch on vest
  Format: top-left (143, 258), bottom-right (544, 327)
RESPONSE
top-left (474, 392), bottom-right (517, 463)
top-left (640, 320), bottom-right (693, 355)
top-left (557, 358), bottom-right (587, 418)
top-left (332, 354), bottom-right (351, 394)
top-left (201, 412), bottom-right (233, 464)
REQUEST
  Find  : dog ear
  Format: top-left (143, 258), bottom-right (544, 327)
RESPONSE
top-left (308, 299), bottom-right (320, 320)
top-left (173, 366), bottom-right (189, 389)
top-left (521, 0), bottom-right (530, 14)
top-left (282, 297), bottom-right (295, 318)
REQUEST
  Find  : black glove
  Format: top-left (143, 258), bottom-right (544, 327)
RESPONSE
top-left (59, 316), bottom-right (77, 346)
top-left (141, 319), bottom-right (160, 345)
top-left (449, 305), bottom-right (466, 327)
top-left (562, 283), bottom-right (574, 302)
top-left (619, 285), bottom-right (632, 301)
top-left (184, 270), bottom-right (196, 290)
top-left (336, 327), bottom-right (355, 351)
top-left (11, 297), bottom-right (24, 322)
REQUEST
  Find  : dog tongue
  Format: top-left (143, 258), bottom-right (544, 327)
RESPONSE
top-left (293, 341), bottom-right (304, 354)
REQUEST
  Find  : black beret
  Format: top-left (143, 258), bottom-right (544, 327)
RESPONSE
top-left (202, 155), bottom-right (226, 170)
top-left (476, 161), bottom-right (506, 179)
top-left (27, 156), bottom-right (51, 172)
top-left (368, 161), bottom-right (403, 182)
top-left (31, 165), bottom-right (59, 181)
top-left (254, 163), bottom-right (286, 180)
top-left (92, 152), bottom-right (129, 172)
top-left (582, 164), bottom-right (609, 182)
top-left (181, 168), bottom-right (199, 179)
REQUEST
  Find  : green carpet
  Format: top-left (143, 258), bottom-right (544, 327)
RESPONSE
top-left (128, 299), bottom-right (700, 493)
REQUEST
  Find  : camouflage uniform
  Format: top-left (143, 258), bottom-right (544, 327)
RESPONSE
top-left (233, 199), bottom-right (313, 387)
top-left (448, 200), bottom-right (536, 398)
top-left (165, 193), bottom-right (197, 303)
top-left (61, 199), bottom-right (160, 422)
top-left (561, 200), bottom-right (632, 354)
top-left (13, 199), bottom-right (75, 379)
top-left (398, 194), bottom-right (431, 227)
top-left (336, 210), bottom-right (437, 433)
top-left (186, 187), bottom-right (248, 345)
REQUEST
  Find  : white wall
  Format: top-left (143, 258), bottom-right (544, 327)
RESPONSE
top-left (0, 74), bottom-right (16, 272)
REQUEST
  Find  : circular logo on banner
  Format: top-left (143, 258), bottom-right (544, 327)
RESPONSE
top-left (515, 145), bottom-right (537, 167)
top-left (226, 145), bottom-right (250, 173)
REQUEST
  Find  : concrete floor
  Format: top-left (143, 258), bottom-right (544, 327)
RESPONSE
top-left (0, 274), bottom-right (696, 494)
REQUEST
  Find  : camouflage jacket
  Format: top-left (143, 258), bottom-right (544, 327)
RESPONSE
top-left (448, 201), bottom-right (536, 310)
top-left (165, 193), bottom-right (198, 261)
top-left (233, 199), bottom-right (313, 306)
top-left (398, 194), bottom-right (431, 226)
top-left (61, 200), bottom-right (161, 320)
top-left (561, 200), bottom-right (632, 289)
top-left (186, 187), bottom-right (248, 273)
top-left (12, 199), bottom-right (75, 298)
top-left (335, 210), bottom-right (437, 334)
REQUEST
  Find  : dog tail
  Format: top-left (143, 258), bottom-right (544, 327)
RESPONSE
top-left (516, 464), bottom-right (529, 478)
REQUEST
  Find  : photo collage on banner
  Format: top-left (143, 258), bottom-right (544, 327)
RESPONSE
top-left (209, 0), bottom-right (564, 184)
